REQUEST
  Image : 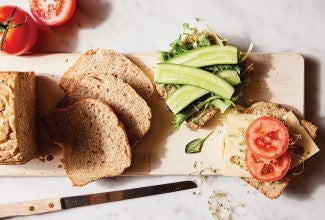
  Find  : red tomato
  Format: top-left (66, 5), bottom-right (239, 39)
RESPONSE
top-left (29, 0), bottom-right (76, 26)
top-left (245, 116), bottom-right (289, 158)
top-left (245, 148), bottom-right (291, 182)
top-left (0, 6), bottom-right (38, 55)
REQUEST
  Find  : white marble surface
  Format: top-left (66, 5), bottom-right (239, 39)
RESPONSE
top-left (0, 0), bottom-right (324, 219)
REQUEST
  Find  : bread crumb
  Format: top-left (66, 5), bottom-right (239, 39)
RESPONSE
top-left (46, 155), bottom-right (54, 161)
top-left (39, 154), bottom-right (54, 162)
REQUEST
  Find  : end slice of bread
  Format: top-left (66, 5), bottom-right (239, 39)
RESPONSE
top-left (0, 72), bottom-right (38, 164)
top-left (42, 99), bottom-right (131, 186)
top-left (59, 49), bottom-right (154, 103)
top-left (241, 101), bottom-right (317, 199)
top-left (58, 73), bottom-right (152, 146)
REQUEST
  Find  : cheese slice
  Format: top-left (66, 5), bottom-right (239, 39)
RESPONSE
top-left (282, 111), bottom-right (320, 168)
top-left (222, 112), bottom-right (319, 177)
top-left (222, 114), bottom-right (258, 177)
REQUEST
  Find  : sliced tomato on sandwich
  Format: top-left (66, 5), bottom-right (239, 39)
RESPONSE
top-left (245, 148), bottom-right (291, 182)
top-left (245, 116), bottom-right (289, 158)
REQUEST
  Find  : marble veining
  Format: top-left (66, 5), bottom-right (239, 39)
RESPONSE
top-left (0, 0), bottom-right (324, 219)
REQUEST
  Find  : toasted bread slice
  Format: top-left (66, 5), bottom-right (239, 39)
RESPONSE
top-left (42, 99), bottom-right (131, 186)
top-left (186, 109), bottom-right (218, 129)
top-left (241, 101), bottom-right (317, 199)
top-left (59, 49), bottom-right (154, 103)
top-left (58, 73), bottom-right (152, 146)
top-left (241, 175), bottom-right (292, 199)
top-left (155, 83), bottom-right (176, 99)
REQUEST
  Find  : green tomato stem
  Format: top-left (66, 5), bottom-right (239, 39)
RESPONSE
top-left (0, 6), bottom-right (27, 51)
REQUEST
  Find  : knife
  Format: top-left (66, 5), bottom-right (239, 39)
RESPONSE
top-left (0, 180), bottom-right (196, 218)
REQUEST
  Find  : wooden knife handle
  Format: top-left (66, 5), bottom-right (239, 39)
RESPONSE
top-left (0, 198), bottom-right (62, 218)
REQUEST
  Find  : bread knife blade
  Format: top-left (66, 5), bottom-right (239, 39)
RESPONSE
top-left (0, 180), bottom-right (197, 218)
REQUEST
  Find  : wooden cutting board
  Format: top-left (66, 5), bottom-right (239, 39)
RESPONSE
top-left (0, 52), bottom-right (304, 176)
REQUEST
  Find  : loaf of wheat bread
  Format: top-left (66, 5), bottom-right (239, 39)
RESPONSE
top-left (59, 49), bottom-right (154, 103)
top-left (58, 73), bottom-right (151, 146)
top-left (42, 99), bottom-right (131, 186)
top-left (241, 102), bottom-right (317, 199)
top-left (0, 72), bottom-right (38, 164)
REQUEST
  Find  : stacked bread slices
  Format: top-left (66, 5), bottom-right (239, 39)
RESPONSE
top-left (42, 49), bottom-right (154, 186)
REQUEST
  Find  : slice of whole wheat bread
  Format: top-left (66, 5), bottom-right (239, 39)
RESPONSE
top-left (241, 101), bottom-right (317, 199)
top-left (59, 49), bottom-right (154, 103)
top-left (42, 99), bottom-right (131, 186)
top-left (58, 73), bottom-right (152, 146)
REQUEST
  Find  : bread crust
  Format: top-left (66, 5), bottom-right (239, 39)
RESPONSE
top-left (58, 72), bottom-right (152, 146)
top-left (42, 98), bottom-right (131, 186)
top-left (59, 49), bottom-right (154, 103)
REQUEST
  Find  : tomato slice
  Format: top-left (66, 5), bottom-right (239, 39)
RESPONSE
top-left (245, 148), bottom-right (291, 182)
top-left (29, 0), bottom-right (76, 26)
top-left (245, 116), bottom-right (289, 158)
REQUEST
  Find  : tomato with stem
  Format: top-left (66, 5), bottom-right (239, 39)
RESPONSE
top-left (0, 6), bottom-right (38, 55)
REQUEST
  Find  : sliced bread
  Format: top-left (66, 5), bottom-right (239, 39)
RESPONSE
top-left (58, 73), bottom-right (152, 146)
top-left (0, 72), bottom-right (38, 164)
top-left (42, 99), bottom-right (131, 186)
top-left (241, 101), bottom-right (317, 199)
top-left (59, 49), bottom-right (154, 103)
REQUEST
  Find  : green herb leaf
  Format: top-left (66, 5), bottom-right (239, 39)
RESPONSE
top-left (185, 130), bottom-right (214, 154)
top-left (185, 139), bottom-right (205, 154)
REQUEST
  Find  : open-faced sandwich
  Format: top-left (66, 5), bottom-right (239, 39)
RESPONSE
top-left (223, 101), bottom-right (318, 199)
top-left (154, 24), bottom-right (319, 199)
top-left (154, 23), bottom-right (253, 129)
